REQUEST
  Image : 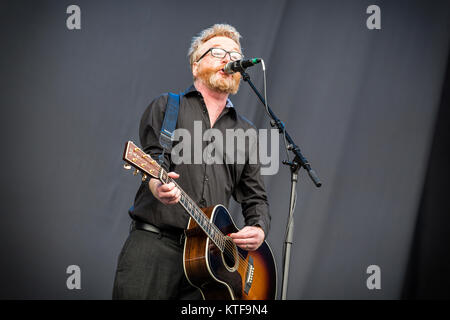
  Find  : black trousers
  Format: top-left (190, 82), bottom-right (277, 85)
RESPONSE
top-left (112, 227), bottom-right (202, 300)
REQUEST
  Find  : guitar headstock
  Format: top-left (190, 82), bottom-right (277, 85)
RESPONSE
top-left (123, 141), bottom-right (161, 180)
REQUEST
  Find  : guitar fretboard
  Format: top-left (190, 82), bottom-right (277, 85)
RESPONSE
top-left (160, 168), bottom-right (226, 251)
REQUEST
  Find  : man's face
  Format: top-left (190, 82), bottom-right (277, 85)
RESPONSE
top-left (192, 36), bottom-right (242, 95)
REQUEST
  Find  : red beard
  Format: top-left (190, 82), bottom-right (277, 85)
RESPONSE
top-left (196, 64), bottom-right (241, 94)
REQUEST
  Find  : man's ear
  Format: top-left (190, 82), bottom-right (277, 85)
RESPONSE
top-left (192, 62), bottom-right (198, 78)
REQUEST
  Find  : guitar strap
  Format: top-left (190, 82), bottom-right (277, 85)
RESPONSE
top-left (158, 92), bottom-right (181, 166)
top-left (128, 92), bottom-right (181, 217)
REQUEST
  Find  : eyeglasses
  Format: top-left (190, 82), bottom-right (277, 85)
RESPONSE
top-left (196, 47), bottom-right (243, 62)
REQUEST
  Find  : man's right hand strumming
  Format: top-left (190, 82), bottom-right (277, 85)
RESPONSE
top-left (148, 172), bottom-right (181, 205)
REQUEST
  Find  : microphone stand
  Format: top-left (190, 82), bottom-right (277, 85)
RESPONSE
top-left (239, 70), bottom-right (322, 300)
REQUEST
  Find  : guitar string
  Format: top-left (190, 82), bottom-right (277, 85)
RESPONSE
top-left (161, 172), bottom-right (256, 272)
top-left (137, 153), bottom-right (260, 278)
top-left (165, 174), bottom-right (266, 279)
top-left (171, 176), bottom-right (251, 264)
top-left (166, 176), bottom-right (249, 253)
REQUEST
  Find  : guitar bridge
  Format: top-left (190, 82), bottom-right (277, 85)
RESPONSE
top-left (244, 256), bottom-right (254, 295)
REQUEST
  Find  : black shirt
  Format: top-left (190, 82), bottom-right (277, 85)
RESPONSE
top-left (129, 85), bottom-right (271, 237)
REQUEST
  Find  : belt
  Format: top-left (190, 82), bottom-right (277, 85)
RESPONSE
top-left (131, 220), bottom-right (185, 245)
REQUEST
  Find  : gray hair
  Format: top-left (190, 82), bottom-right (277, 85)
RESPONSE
top-left (188, 24), bottom-right (242, 69)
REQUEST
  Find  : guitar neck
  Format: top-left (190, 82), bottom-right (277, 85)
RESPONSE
top-left (159, 169), bottom-right (226, 252)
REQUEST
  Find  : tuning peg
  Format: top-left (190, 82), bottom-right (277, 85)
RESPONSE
top-left (133, 169), bottom-right (140, 176)
top-left (123, 163), bottom-right (132, 170)
top-left (141, 174), bottom-right (148, 182)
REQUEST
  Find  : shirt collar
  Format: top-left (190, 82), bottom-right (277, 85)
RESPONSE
top-left (225, 98), bottom-right (234, 109)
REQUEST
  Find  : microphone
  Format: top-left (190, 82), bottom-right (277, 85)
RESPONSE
top-left (224, 58), bottom-right (262, 74)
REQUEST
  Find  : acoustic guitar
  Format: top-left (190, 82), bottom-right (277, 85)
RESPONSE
top-left (123, 141), bottom-right (277, 300)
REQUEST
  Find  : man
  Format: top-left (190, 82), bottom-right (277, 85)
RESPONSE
top-left (113, 24), bottom-right (270, 300)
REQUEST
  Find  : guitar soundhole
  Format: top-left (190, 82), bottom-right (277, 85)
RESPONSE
top-left (222, 237), bottom-right (239, 272)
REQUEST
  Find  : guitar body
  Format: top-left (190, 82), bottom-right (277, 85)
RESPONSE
top-left (183, 205), bottom-right (277, 300)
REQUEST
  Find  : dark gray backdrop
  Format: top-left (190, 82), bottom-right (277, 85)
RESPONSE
top-left (0, 0), bottom-right (449, 299)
